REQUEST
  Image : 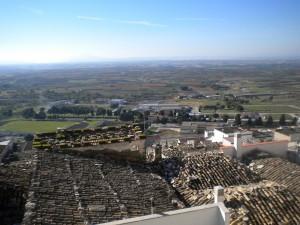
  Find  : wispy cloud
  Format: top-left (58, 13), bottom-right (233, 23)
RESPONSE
top-left (118, 20), bottom-right (167, 27)
top-left (175, 17), bottom-right (224, 21)
top-left (77, 16), bottom-right (105, 21)
top-left (20, 6), bottom-right (44, 16)
top-left (76, 15), bottom-right (166, 28)
top-left (176, 17), bottom-right (211, 21)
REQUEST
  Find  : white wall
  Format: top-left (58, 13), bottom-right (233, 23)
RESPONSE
top-left (100, 203), bottom-right (228, 225)
top-left (274, 131), bottom-right (290, 141)
top-left (274, 131), bottom-right (300, 142)
top-left (212, 129), bottom-right (229, 143)
top-left (222, 138), bottom-right (232, 146)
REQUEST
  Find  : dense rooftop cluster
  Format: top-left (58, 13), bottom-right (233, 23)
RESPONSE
top-left (225, 182), bottom-right (300, 225)
top-left (249, 157), bottom-right (300, 196)
top-left (33, 125), bottom-right (144, 150)
top-left (0, 150), bottom-right (35, 225)
top-left (163, 153), bottom-right (300, 225)
top-left (161, 142), bottom-right (220, 159)
top-left (162, 146), bottom-right (184, 159)
top-left (22, 151), bottom-right (177, 225)
top-left (1, 141), bottom-right (300, 225)
top-left (0, 150), bottom-right (34, 191)
top-left (170, 153), bottom-right (260, 202)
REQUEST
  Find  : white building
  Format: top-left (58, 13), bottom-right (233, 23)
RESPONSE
top-left (206, 127), bottom-right (288, 159)
top-left (205, 127), bottom-right (250, 143)
top-left (99, 186), bottom-right (229, 225)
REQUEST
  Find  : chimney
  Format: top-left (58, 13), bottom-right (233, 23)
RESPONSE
top-left (214, 186), bottom-right (225, 203)
top-left (234, 133), bottom-right (242, 159)
top-left (234, 133), bottom-right (242, 150)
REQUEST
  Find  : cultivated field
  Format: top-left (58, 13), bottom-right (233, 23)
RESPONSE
top-left (0, 120), bottom-right (77, 133)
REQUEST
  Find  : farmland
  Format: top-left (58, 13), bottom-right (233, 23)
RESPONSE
top-left (0, 120), bottom-right (77, 133)
top-left (0, 61), bottom-right (300, 133)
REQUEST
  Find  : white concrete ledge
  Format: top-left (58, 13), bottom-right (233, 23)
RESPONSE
top-left (98, 202), bottom-right (228, 225)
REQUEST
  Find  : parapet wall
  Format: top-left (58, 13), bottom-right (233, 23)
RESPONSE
top-left (237, 140), bottom-right (288, 159)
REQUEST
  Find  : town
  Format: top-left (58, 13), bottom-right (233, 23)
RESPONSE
top-left (1, 0), bottom-right (300, 224)
top-left (0, 61), bottom-right (300, 225)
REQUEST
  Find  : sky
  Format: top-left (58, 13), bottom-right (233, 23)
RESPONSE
top-left (0, 0), bottom-right (299, 64)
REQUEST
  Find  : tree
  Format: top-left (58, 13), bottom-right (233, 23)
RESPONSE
top-left (265, 115), bottom-right (273, 127)
top-left (222, 114), bottom-right (229, 122)
top-left (247, 118), bottom-right (253, 126)
top-left (180, 85), bottom-right (189, 91)
top-left (35, 108), bottom-right (46, 120)
top-left (236, 104), bottom-right (244, 112)
top-left (119, 110), bottom-right (134, 121)
top-left (291, 117), bottom-right (298, 126)
top-left (1, 108), bottom-right (13, 117)
top-left (234, 114), bottom-right (241, 125)
top-left (255, 117), bottom-right (263, 126)
top-left (47, 105), bottom-right (94, 115)
top-left (160, 117), bottom-right (168, 124)
top-left (213, 113), bottom-right (219, 118)
top-left (22, 108), bottom-right (36, 119)
top-left (106, 109), bottom-right (112, 116)
top-left (279, 114), bottom-right (286, 126)
top-left (96, 107), bottom-right (106, 116)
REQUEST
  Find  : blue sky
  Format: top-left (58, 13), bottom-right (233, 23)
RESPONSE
top-left (0, 0), bottom-right (299, 64)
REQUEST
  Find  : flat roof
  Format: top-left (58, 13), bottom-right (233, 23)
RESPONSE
top-left (215, 127), bottom-right (241, 134)
top-left (276, 127), bottom-right (300, 135)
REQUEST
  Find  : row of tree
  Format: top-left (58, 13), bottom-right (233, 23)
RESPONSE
top-left (22, 108), bottom-right (47, 119)
top-left (234, 114), bottom-right (298, 126)
top-left (200, 100), bottom-right (245, 112)
top-left (21, 106), bottom-right (140, 122)
top-left (0, 108), bottom-right (13, 117)
top-left (47, 105), bottom-right (115, 116)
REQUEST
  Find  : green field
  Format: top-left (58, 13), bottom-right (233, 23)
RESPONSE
top-left (243, 104), bottom-right (300, 113)
top-left (0, 120), bottom-right (77, 133)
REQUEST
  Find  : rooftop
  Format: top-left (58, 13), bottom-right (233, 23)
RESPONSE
top-left (215, 127), bottom-right (242, 134)
top-left (276, 127), bottom-right (300, 136)
top-left (249, 157), bottom-right (300, 196)
top-left (18, 151), bottom-right (178, 225)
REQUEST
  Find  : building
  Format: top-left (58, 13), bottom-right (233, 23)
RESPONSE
top-left (274, 127), bottom-right (300, 142)
top-left (99, 186), bottom-right (229, 225)
top-left (137, 103), bottom-right (187, 112)
top-left (206, 127), bottom-right (288, 159)
top-left (205, 127), bottom-right (247, 143)
top-left (110, 99), bottom-right (127, 105)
